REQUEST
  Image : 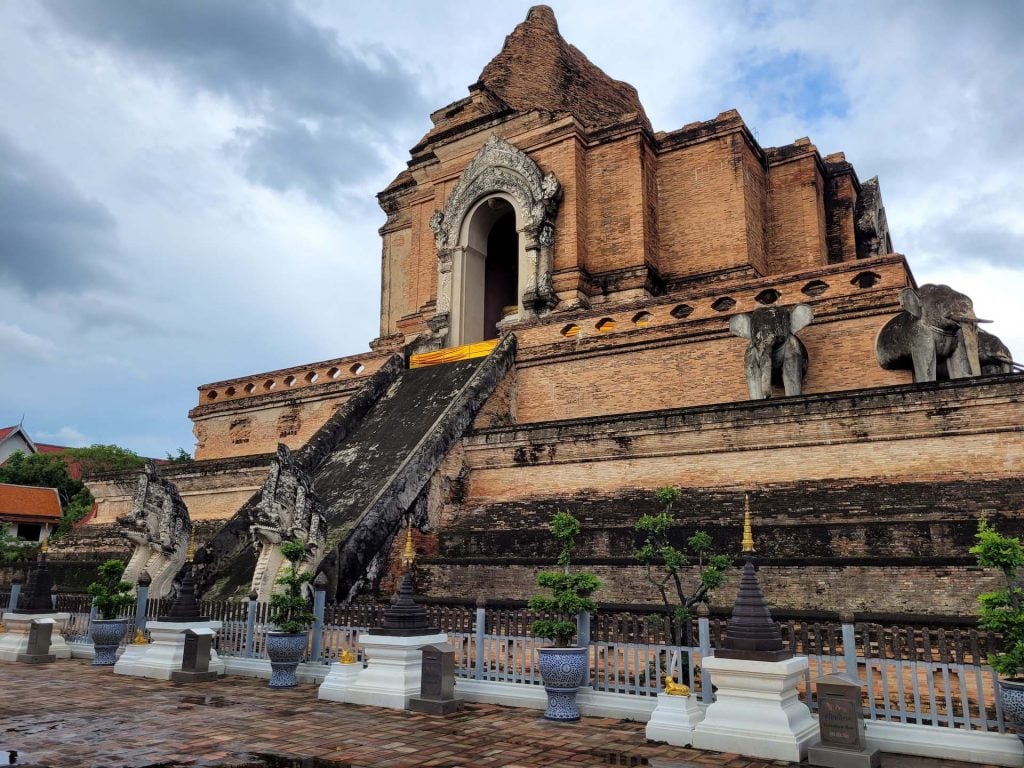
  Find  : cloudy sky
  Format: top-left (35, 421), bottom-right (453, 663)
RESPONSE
top-left (1, 0), bottom-right (1021, 457)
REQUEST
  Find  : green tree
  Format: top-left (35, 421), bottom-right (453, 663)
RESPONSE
top-left (528, 511), bottom-right (602, 647)
top-left (971, 519), bottom-right (1024, 678)
top-left (65, 444), bottom-right (146, 475)
top-left (0, 445), bottom-right (146, 539)
top-left (0, 530), bottom-right (38, 564)
top-left (269, 540), bottom-right (317, 634)
top-left (165, 448), bottom-right (194, 464)
top-left (0, 450), bottom-right (81, 506)
top-left (87, 559), bottom-right (135, 620)
top-left (634, 486), bottom-right (731, 624)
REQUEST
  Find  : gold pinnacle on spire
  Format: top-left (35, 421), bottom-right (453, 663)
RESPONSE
top-left (186, 531), bottom-right (196, 563)
top-left (401, 520), bottom-right (415, 568)
top-left (741, 493), bottom-right (756, 555)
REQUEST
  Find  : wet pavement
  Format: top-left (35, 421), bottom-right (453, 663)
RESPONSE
top-left (0, 660), bottom-right (1005, 768)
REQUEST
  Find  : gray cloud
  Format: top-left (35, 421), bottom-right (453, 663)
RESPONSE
top-left (0, 322), bottom-right (57, 363)
top-left (41, 0), bottom-right (428, 200)
top-left (0, 133), bottom-right (117, 293)
top-left (227, 117), bottom-right (383, 200)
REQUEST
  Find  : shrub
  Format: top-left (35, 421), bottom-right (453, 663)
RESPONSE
top-left (269, 540), bottom-right (316, 634)
top-left (86, 559), bottom-right (135, 620)
top-left (971, 519), bottom-right (1024, 678)
top-left (528, 511), bottom-right (602, 647)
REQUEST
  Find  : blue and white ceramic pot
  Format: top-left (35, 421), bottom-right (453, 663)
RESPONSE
top-left (998, 679), bottom-right (1024, 742)
top-left (89, 619), bottom-right (128, 666)
top-left (266, 631), bottom-right (308, 688)
top-left (537, 646), bottom-right (588, 721)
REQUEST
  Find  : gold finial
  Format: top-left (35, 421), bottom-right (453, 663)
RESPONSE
top-left (401, 521), bottom-right (415, 568)
top-left (40, 536), bottom-right (49, 554)
top-left (339, 649), bottom-right (357, 664)
top-left (741, 493), bottom-right (756, 555)
top-left (663, 675), bottom-right (690, 696)
top-left (0, 623), bottom-right (6, 634)
top-left (187, 531), bottom-right (196, 563)
top-left (131, 629), bottom-right (148, 645)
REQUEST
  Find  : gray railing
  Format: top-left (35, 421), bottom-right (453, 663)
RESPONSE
top-left (54, 589), bottom-right (1007, 734)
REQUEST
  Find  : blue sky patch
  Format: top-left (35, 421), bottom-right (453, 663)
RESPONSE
top-left (735, 50), bottom-right (850, 123)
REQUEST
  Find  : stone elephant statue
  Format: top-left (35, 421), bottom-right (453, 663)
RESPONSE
top-left (729, 304), bottom-right (813, 399)
top-left (875, 284), bottom-right (990, 383)
top-left (978, 329), bottom-right (1015, 375)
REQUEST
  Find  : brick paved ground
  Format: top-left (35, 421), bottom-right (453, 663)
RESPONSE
top-left (0, 660), bottom-right (1002, 768)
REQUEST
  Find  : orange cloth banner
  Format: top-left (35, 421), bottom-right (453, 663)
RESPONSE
top-left (409, 339), bottom-right (499, 369)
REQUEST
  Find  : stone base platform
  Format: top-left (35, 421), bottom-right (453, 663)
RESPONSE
top-left (0, 611), bottom-right (72, 662)
top-left (339, 632), bottom-right (447, 710)
top-left (113, 620), bottom-right (225, 680)
top-left (693, 654), bottom-right (818, 762)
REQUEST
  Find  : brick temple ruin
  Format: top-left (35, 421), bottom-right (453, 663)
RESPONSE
top-left (62, 6), bottom-right (1022, 620)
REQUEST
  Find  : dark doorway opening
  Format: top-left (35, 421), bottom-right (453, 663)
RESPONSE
top-left (483, 211), bottom-right (518, 340)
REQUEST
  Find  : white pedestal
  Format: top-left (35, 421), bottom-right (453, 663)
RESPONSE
top-left (317, 662), bottom-right (363, 701)
top-left (645, 694), bottom-right (705, 746)
top-left (342, 632), bottom-right (447, 710)
top-left (113, 620), bottom-right (225, 680)
top-left (0, 612), bottom-right (72, 661)
top-left (693, 654), bottom-right (818, 763)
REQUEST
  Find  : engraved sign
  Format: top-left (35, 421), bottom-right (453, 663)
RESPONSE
top-left (181, 629), bottom-right (212, 673)
top-left (815, 673), bottom-right (867, 751)
top-left (819, 694), bottom-right (859, 746)
top-left (420, 643), bottom-right (455, 700)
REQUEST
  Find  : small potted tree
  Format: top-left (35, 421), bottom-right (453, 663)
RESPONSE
top-left (971, 519), bottom-right (1024, 739)
top-left (528, 511), bottom-right (602, 721)
top-left (86, 559), bottom-right (135, 665)
top-left (265, 540), bottom-right (316, 688)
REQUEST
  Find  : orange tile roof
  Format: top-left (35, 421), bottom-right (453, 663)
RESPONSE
top-left (0, 483), bottom-right (62, 522)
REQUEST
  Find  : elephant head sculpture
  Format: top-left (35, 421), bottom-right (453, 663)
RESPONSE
top-left (875, 284), bottom-right (991, 383)
top-left (729, 304), bottom-right (814, 399)
top-left (978, 329), bottom-right (1015, 375)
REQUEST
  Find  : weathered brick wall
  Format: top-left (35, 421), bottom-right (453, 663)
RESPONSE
top-left (415, 561), bottom-right (1003, 618)
top-left (767, 145), bottom-right (828, 274)
top-left (85, 457), bottom-right (272, 524)
top-left (584, 136), bottom-right (647, 279)
top-left (465, 373), bottom-right (1024, 500)
top-left (657, 134), bottom-right (753, 279)
top-left (190, 351), bottom-right (389, 460)
top-left (513, 306), bottom-right (912, 425)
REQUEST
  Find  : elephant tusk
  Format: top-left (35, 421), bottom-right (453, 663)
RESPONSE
top-left (951, 315), bottom-right (993, 324)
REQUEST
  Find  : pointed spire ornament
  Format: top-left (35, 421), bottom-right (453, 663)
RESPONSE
top-left (716, 493), bottom-right (792, 662)
top-left (741, 494), bottom-right (755, 555)
top-left (374, 519), bottom-right (437, 637)
top-left (401, 521), bottom-right (416, 569)
top-left (157, 530), bottom-right (207, 622)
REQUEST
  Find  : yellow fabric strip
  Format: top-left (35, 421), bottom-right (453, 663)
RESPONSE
top-left (409, 339), bottom-right (499, 368)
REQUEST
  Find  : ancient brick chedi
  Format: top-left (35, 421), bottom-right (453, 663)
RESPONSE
top-left (67, 6), bottom-right (1021, 619)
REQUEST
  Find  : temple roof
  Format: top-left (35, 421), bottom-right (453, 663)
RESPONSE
top-left (0, 483), bottom-right (62, 523)
top-left (406, 6), bottom-right (649, 163)
top-left (476, 6), bottom-right (649, 131)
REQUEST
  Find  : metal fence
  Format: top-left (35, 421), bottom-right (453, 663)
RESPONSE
top-left (38, 590), bottom-right (1008, 734)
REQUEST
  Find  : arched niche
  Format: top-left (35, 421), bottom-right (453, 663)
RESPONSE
top-left (429, 134), bottom-right (562, 347)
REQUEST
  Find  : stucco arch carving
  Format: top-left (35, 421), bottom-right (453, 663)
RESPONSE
top-left (428, 134), bottom-right (562, 346)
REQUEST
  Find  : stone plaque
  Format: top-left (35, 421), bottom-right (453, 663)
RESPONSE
top-left (170, 628), bottom-right (219, 684)
top-left (808, 673), bottom-right (880, 768)
top-left (420, 642), bottom-right (455, 700)
top-left (815, 674), bottom-right (865, 750)
top-left (181, 629), bottom-right (212, 673)
top-left (409, 642), bottom-right (464, 715)
top-left (17, 618), bottom-right (55, 664)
